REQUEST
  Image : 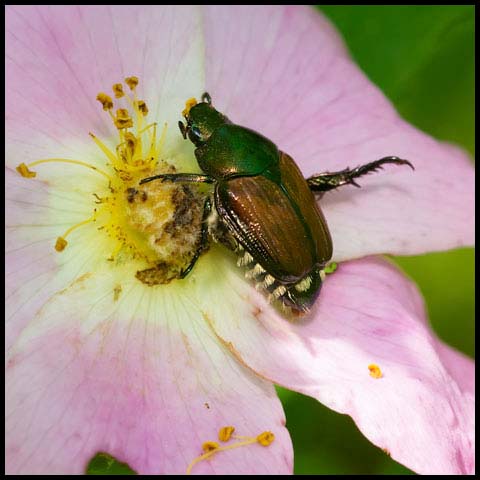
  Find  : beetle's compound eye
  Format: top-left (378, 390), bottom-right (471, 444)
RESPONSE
top-left (201, 92), bottom-right (212, 105)
top-left (188, 125), bottom-right (202, 144)
top-left (178, 121), bottom-right (187, 139)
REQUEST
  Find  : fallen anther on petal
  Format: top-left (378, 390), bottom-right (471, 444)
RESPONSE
top-left (15, 162), bottom-right (36, 178)
top-left (55, 236), bottom-right (68, 252)
top-left (112, 83), bottom-right (124, 98)
top-left (368, 363), bottom-right (383, 379)
top-left (218, 426), bottom-right (235, 442)
top-left (202, 441), bottom-right (219, 452)
top-left (256, 431), bottom-right (275, 446)
top-left (186, 429), bottom-right (275, 474)
top-left (96, 92), bottom-right (113, 111)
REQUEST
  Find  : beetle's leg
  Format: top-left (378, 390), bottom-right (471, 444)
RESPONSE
top-left (179, 197), bottom-right (212, 279)
top-left (307, 156), bottom-right (414, 194)
top-left (139, 173), bottom-right (215, 186)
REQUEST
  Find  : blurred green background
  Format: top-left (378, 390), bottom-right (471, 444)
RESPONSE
top-left (276, 5), bottom-right (475, 475)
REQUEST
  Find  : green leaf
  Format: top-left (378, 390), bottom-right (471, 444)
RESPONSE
top-left (86, 452), bottom-right (137, 475)
top-left (318, 5), bottom-right (475, 155)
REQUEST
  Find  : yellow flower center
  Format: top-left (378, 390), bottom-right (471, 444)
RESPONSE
top-left (16, 77), bottom-right (207, 285)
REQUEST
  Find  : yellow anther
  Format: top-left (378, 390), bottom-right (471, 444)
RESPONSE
top-left (202, 441), bottom-right (219, 453)
top-left (96, 92), bottom-right (113, 111)
top-left (135, 100), bottom-right (149, 116)
top-left (256, 431), bottom-right (275, 446)
top-left (125, 76), bottom-right (139, 90)
top-left (218, 426), bottom-right (235, 442)
top-left (112, 83), bottom-right (124, 98)
top-left (114, 109), bottom-right (133, 129)
top-left (368, 364), bottom-right (383, 379)
top-left (16, 162), bottom-right (36, 178)
top-left (123, 132), bottom-right (137, 158)
top-left (182, 97), bottom-right (197, 117)
top-left (55, 237), bottom-right (68, 252)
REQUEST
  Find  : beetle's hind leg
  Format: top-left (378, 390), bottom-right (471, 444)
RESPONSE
top-left (306, 156), bottom-right (414, 195)
top-left (179, 197), bottom-right (212, 279)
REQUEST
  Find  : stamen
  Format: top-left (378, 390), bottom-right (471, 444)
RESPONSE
top-left (156, 122), bottom-right (168, 154)
top-left (96, 92), bottom-right (113, 111)
top-left (125, 76), bottom-right (139, 91)
top-left (89, 133), bottom-right (119, 166)
top-left (55, 213), bottom-right (97, 252)
top-left (186, 447), bottom-right (218, 475)
top-left (17, 158), bottom-right (113, 182)
top-left (368, 363), bottom-right (383, 379)
top-left (112, 83), bottom-right (125, 98)
top-left (186, 428), bottom-right (275, 475)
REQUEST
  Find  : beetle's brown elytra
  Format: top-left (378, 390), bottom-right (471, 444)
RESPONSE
top-left (140, 94), bottom-right (414, 313)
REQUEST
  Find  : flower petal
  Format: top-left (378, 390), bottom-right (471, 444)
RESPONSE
top-left (203, 5), bottom-right (475, 259)
top-left (6, 5), bottom-right (205, 169)
top-left (6, 268), bottom-right (292, 474)
top-left (198, 251), bottom-right (475, 474)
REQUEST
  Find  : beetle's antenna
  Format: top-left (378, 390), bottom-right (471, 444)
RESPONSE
top-left (201, 92), bottom-right (212, 105)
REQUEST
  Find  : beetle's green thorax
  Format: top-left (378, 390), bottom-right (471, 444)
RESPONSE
top-left (184, 103), bottom-right (230, 147)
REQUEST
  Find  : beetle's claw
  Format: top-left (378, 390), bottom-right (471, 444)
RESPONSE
top-left (400, 158), bottom-right (415, 171)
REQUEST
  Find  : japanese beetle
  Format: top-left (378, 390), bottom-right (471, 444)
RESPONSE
top-left (141, 93), bottom-right (413, 313)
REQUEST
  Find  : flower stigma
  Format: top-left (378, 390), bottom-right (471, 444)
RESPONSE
top-left (186, 426), bottom-right (275, 475)
top-left (15, 77), bottom-right (207, 286)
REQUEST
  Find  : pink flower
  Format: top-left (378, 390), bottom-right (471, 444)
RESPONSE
top-left (6, 5), bottom-right (474, 475)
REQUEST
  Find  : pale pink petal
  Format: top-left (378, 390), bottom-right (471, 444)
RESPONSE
top-left (6, 270), bottom-right (292, 474)
top-left (204, 5), bottom-right (475, 260)
top-left (199, 252), bottom-right (475, 474)
top-left (6, 5), bottom-right (205, 169)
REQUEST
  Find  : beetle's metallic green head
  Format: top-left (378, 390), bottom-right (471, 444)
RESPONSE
top-left (179, 93), bottom-right (229, 147)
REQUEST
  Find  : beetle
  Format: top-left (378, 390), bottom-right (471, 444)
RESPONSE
top-left (140, 93), bottom-right (413, 313)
